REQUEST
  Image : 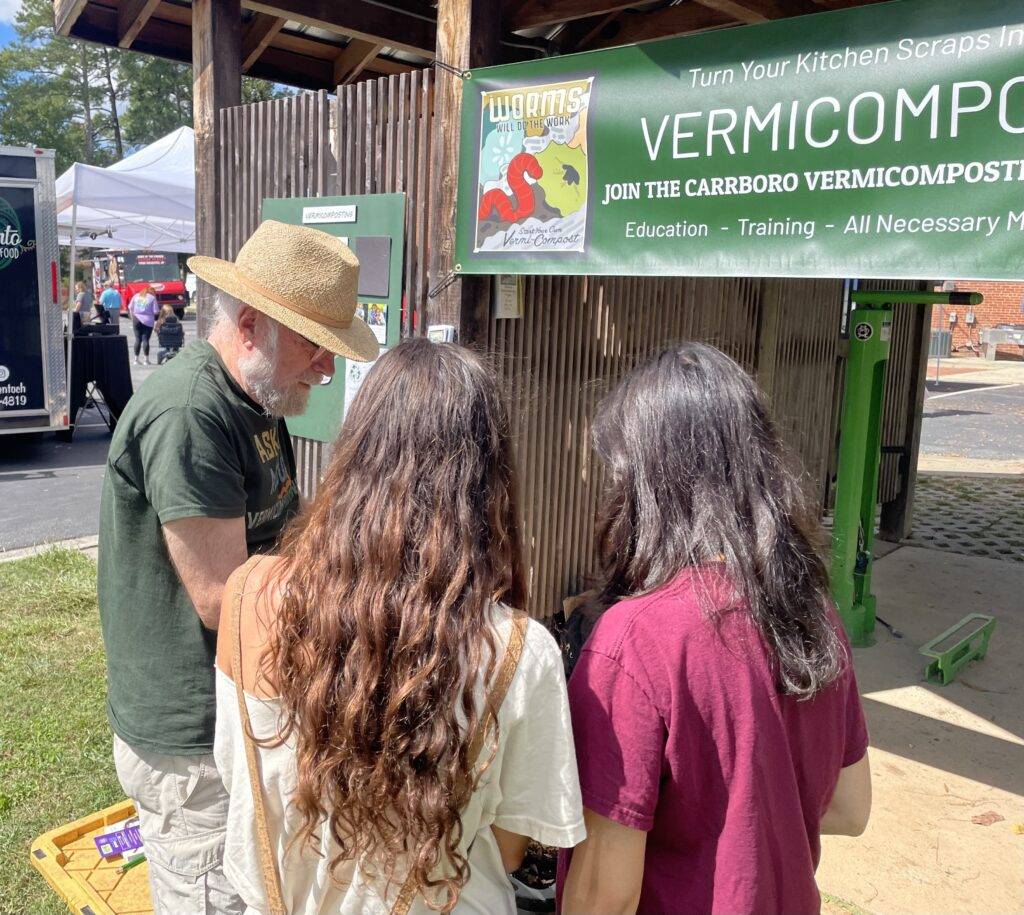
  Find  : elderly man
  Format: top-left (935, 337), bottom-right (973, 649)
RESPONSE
top-left (97, 221), bottom-right (377, 911)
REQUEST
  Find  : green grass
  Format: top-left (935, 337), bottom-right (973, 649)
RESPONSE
top-left (0, 550), bottom-right (121, 914)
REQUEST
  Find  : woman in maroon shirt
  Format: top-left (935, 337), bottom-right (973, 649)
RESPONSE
top-left (559, 343), bottom-right (871, 915)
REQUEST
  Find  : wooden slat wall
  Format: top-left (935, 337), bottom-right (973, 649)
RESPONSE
top-left (856, 279), bottom-right (928, 502)
top-left (333, 71), bottom-right (434, 335)
top-left (216, 78), bottom-right (928, 618)
top-left (764, 279), bottom-right (846, 505)
top-left (491, 275), bottom-right (847, 618)
top-left (218, 89), bottom-right (332, 260)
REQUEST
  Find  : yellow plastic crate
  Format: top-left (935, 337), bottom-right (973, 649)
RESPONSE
top-left (30, 800), bottom-right (153, 915)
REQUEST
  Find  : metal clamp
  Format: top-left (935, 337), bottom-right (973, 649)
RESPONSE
top-left (427, 270), bottom-right (459, 300)
top-left (432, 60), bottom-right (470, 79)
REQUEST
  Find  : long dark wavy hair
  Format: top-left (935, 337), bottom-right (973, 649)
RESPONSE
top-left (590, 342), bottom-right (842, 697)
top-left (267, 338), bottom-right (524, 909)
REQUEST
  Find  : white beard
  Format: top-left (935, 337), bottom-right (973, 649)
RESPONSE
top-left (237, 325), bottom-right (312, 417)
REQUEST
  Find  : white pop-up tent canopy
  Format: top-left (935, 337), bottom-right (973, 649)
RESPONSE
top-left (56, 126), bottom-right (195, 253)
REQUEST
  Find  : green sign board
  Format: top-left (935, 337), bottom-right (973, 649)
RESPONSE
top-left (455, 0), bottom-right (1024, 280)
top-left (262, 193), bottom-right (405, 442)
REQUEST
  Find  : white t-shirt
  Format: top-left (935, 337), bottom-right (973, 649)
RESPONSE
top-left (213, 605), bottom-right (585, 914)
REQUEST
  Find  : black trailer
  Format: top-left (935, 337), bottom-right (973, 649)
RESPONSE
top-left (0, 146), bottom-right (65, 435)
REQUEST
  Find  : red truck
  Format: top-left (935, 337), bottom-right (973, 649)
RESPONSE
top-left (92, 250), bottom-right (189, 318)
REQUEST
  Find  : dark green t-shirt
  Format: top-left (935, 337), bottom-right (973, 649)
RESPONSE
top-left (98, 340), bottom-right (299, 755)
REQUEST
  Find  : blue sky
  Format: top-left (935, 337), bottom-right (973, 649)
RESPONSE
top-left (1, 0), bottom-right (19, 44)
top-left (0, 0), bottom-right (17, 46)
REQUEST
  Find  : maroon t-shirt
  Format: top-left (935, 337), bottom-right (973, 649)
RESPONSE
top-left (557, 568), bottom-right (868, 915)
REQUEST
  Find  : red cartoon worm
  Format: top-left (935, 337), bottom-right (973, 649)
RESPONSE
top-left (478, 152), bottom-right (543, 222)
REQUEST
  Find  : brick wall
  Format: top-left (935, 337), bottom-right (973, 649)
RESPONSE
top-left (931, 280), bottom-right (1024, 357)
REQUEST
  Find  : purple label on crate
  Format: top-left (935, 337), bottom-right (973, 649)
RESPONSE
top-left (94, 824), bottom-right (143, 859)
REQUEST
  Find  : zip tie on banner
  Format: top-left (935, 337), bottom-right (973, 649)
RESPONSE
top-left (428, 270), bottom-right (459, 300)
top-left (432, 60), bottom-right (470, 79)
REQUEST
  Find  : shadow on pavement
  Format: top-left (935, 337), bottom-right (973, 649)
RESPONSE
top-left (924, 380), bottom-right (1003, 395)
top-left (920, 408), bottom-right (989, 419)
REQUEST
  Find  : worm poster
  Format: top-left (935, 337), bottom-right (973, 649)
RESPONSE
top-left (474, 78), bottom-right (593, 254)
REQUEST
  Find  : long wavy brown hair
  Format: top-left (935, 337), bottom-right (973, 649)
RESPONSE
top-left (266, 338), bottom-right (524, 910)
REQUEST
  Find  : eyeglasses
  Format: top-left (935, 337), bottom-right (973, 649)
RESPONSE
top-left (292, 328), bottom-right (331, 363)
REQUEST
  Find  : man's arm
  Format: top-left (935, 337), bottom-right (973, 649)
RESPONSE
top-left (163, 516), bottom-right (247, 630)
top-left (562, 808), bottom-right (646, 915)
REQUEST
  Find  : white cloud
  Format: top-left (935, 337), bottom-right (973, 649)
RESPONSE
top-left (0, 0), bottom-right (21, 24)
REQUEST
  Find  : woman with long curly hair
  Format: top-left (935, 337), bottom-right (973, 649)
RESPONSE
top-left (559, 343), bottom-right (871, 915)
top-left (214, 339), bottom-right (584, 913)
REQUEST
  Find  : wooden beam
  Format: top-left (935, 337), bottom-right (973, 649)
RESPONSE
top-left (72, 1), bottom-right (350, 89)
top-left (362, 55), bottom-right (415, 77)
top-left (556, 10), bottom-right (622, 51)
top-left (243, 0), bottom-right (436, 57)
top-left (691, 0), bottom-right (819, 22)
top-left (505, 0), bottom-right (637, 32)
top-left (332, 38), bottom-right (382, 86)
top-left (241, 13), bottom-right (286, 71)
top-left (271, 29), bottom-right (348, 60)
top-left (251, 45), bottom-right (334, 88)
top-left (54, 0), bottom-right (89, 36)
top-left (810, 0), bottom-right (888, 7)
top-left (193, 0), bottom-right (241, 336)
top-left (71, 3), bottom-right (193, 62)
top-left (591, 3), bottom-right (735, 47)
top-left (427, 0), bottom-right (501, 346)
top-left (150, 2), bottom-right (190, 26)
top-left (117, 0), bottom-right (162, 48)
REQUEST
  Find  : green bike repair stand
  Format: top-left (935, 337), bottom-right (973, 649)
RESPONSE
top-left (829, 290), bottom-right (982, 647)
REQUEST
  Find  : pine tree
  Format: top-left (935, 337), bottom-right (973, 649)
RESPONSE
top-left (118, 54), bottom-right (289, 146)
top-left (118, 54), bottom-right (194, 146)
top-left (0, 0), bottom-right (123, 168)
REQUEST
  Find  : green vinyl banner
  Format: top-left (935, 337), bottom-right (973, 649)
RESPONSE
top-left (454, 0), bottom-right (1024, 279)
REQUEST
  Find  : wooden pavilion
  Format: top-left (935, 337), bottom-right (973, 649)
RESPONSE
top-left (54, 0), bottom-right (932, 619)
top-left (53, 0), bottom-right (894, 338)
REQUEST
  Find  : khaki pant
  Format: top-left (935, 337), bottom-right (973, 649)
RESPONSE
top-left (113, 735), bottom-right (245, 914)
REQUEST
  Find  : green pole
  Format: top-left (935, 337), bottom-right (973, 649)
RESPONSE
top-left (830, 305), bottom-right (892, 646)
top-left (831, 289), bottom-right (983, 647)
top-left (850, 290), bottom-right (982, 307)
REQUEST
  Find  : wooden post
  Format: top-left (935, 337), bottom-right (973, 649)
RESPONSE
top-left (192, 0), bottom-right (241, 337)
top-left (879, 301), bottom-right (932, 542)
top-left (427, 0), bottom-right (502, 347)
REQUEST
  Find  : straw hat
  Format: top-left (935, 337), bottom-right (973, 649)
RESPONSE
top-left (187, 220), bottom-right (379, 362)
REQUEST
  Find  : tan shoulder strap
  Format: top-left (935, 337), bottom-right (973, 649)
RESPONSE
top-left (391, 610), bottom-right (529, 915)
top-left (231, 555), bottom-right (288, 915)
top-left (462, 611), bottom-right (528, 784)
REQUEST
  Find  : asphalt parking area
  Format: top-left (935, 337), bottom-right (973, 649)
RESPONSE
top-left (0, 317), bottom-right (198, 552)
top-left (919, 380), bottom-right (1024, 462)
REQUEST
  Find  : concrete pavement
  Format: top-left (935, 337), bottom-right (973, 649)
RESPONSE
top-left (819, 545), bottom-right (1024, 915)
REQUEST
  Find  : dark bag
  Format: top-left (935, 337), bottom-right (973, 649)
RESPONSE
top-left (556, 589), bottom-right (603, 680)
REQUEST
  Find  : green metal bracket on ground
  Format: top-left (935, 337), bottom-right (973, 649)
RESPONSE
top-left (920, 613), bottom-right (996, 685)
